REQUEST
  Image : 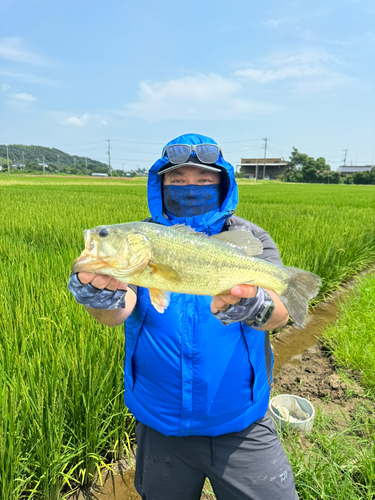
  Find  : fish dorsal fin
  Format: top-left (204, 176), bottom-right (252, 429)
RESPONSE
top-left (149, 288), bottom-right (171, 313)
top-left (210, 230), bottom-right (263, 257)
top-left (150, 263), bottom-right (181, 282)
top-left (170, 224), bottom-right (207, 238)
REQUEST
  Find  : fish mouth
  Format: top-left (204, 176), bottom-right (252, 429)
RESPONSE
top-left (72, 252), bottom-right (108, 273)
top-left (72, 229), bottom-right (111, 274)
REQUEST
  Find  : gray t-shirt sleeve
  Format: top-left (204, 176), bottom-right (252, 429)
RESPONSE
top-left (128, 284), bottom-right (138, 295)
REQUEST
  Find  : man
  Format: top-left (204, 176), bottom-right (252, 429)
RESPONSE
top-left (68, 133), bottom-right (298, 500)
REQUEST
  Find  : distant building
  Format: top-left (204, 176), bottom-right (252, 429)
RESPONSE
top-left (337, 165), bottom-right (374, 177)
top-left (38, 162), bottom-right (48, 169)
top-left (91, 173), bottom-right (108, 177)
top-left (13, 163), bottom-right (26, 169)
top-left (238, 158), bottom-right (288, 180)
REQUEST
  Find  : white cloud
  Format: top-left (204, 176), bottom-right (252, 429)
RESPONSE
top-left (12, 92), bottom-right (36, 101)
top-left (100, 120), bottom-right (108, 126)
top-left (235, 51), bottom-right (354, 93)
top-left (61, 114), bottom-right (91, 126)
top-left (0, 37), bottom-right (48, 65)
top-left (0, 70), bottom-right (54, 86)
top-left (262, 10), bottom-right (330, 28)
top-left (1, 84), bottom-right (10, 91)
top-left (126, 73), bottom-right (281, 120)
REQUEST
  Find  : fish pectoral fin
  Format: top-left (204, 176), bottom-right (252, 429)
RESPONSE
top-left (149, 263), bottom-right (181, 282)
top-left (170, 224), bottom-right (207, 238)
top-left (210, 231), bottom-right (263, 257)
top-left (149, 288), bottom-right (171, 313)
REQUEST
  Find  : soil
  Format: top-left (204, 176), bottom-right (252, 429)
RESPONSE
top-left (73, 458), bottom-right (213, 500)
top-left (272, 342), bottom-right (370, 425)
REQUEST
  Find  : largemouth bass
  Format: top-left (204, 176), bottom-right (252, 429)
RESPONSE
top-left (72, 222), bottom-right (321, 328)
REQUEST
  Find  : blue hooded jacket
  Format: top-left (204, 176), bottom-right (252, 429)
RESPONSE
top-left (124, 133), bottom-right (273, 436)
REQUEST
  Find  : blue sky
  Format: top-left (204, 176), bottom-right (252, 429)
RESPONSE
top-left (1, 0), bottom-right (374, 171)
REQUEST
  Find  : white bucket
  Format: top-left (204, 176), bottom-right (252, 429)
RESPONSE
top-left (268, 394), bottom-right (315, 432)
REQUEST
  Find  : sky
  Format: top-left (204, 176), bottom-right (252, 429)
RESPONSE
top-left (1, 0), bottom-right (374, 171)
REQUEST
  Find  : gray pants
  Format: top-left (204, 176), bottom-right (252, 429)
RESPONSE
top-left (134, 415), bottom-right (299, 500)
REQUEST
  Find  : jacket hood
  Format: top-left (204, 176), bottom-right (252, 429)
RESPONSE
top-left (147, 133), bottom-right (238, 235)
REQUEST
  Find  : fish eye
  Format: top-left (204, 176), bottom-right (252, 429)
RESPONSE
top-left (99, 228), bottom-right (109, 238)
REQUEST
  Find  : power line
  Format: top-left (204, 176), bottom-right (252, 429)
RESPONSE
top-left (111, 147), bottom-right (158, 155)
top-left (221, 138), bottom-right (263, 144)
top-left (111, 139), bottom-right (162, 145)
top-left (109, 157), bottom-right (152, 162)
top-left (270, 140), bottom-right (344, 152)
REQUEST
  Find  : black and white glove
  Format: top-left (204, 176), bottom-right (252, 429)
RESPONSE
top-left (67, 273), bottom-right (126, 310)
top-left (213, 288), bottom-right (275, 327)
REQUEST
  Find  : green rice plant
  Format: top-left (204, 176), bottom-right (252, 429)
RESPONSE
top-left (322, 272), bottom-right (375, 393)
top-left (283, 405), bottom-right (375, 499)
top-left (1, 178), bottom-right (375, 499)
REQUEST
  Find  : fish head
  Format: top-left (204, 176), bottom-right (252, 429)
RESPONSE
top-left (72, 224), bottom-right (152, 279)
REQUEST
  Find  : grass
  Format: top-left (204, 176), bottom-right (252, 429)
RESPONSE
top-left (322, 272), bottom-right (375, 393)
top-left (279, 270), bottom-right (375, 499)
top-left (284, 403), bottom-right (375, 499)
top-left (1, 177), bottom-right (375, 499)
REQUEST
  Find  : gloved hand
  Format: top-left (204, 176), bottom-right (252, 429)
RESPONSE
top-left (67, 273), bottom-right (127, 310)
top-left (213, 287), bottom-right (268, 326)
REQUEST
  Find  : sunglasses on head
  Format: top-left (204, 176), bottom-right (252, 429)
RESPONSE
top-left (162, 144), bottom-right (223, 165)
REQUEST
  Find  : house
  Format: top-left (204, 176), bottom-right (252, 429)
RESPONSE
top-left (238, 158), bottom-right (288, 180)
top-left (336, 165), bottom-right (374, 177)
top-left (91, 173), bottom-right (108, 177)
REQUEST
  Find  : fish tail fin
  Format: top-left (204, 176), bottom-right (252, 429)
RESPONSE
top-left (279, 267), bottom-right (322, 328)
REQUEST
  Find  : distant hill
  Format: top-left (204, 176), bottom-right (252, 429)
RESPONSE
top-left (0, 144), bottom-right (108, 169)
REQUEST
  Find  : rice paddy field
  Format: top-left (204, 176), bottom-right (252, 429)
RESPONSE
top-left (1, 176), bottom-right (375, 499)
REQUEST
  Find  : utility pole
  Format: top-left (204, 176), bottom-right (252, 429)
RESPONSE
top-left (43, 156), bottom-right (45, 176)
top-left (355, 151), bottom-right (358, 166)
top-left (85, 157), bottom-right (88, 173)
top-left (262, 137), bottom-right (268, 179)
top-left (255, 159), bottom-right (258, 183)
top-left (57, 154), bottom-right (60, 173)
top-left (22, 151), bottom-right (25, 170)
top-left (6, 144), bottom-right (9, 177)
top-left (107, 139), bottom-right (112, 179)
top-left (343, 149), bottom-right (348, 166)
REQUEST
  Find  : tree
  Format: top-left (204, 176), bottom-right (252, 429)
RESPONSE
top-left (280, 148), bottom-right (337, 184)
top-left (235, 171), bottom-right (246, 178)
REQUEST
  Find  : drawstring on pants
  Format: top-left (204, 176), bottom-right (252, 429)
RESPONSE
top-left (211, 437), bottom-right (216, 466)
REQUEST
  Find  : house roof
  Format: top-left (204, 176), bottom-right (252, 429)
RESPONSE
top-left (337, 165), bottom-right (373, 173)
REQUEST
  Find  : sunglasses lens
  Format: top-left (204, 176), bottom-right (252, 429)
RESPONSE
top-left (196, 144), bottom-right (219, 164)
top-left (166, 145), bottom-right (191, 164)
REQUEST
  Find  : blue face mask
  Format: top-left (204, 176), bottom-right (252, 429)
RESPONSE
top-left (163, 184), bottom-right (222, 218)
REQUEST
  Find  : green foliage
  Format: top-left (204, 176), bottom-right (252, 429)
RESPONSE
top-left (342, 169), bottom-right (375, 185)
top-left (0, 178), bottom-right (375, 498)
top-left (283, 271), bottom-right (375, 499)
top-left (281, 147), bottom-right (339, 184)
top-left (1, 158), bottom-right (13, 168)
top-left (235, 171), bottom-right (246, 178)
top-left (0, 144), bottom-right (108, 172)
top-left (282, 404), bottom-right (375, 499)
top-left (322, 273), bottom-right (375, 392)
